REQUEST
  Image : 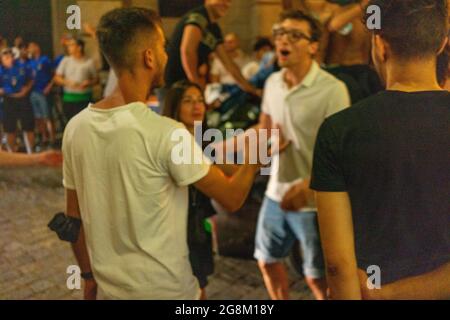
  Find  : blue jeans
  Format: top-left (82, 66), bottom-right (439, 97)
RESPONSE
top-left (254, 196), bottom-right (325, 279)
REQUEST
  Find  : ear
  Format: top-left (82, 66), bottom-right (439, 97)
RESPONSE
top-left (373, 34), bottom-right (387, 63)
top-left (437, 37), bottom-right (449, 55)
top-left (308, 41), bottom-right (320, 57)
top-left (143, 48), bottom-right (154, 70)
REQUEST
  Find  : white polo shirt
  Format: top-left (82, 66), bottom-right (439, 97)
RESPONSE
top-left (262, 62), bottom-right (350, 208)
top-left (63, 102), bottom-right (211, 299)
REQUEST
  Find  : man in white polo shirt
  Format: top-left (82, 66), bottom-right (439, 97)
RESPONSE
top-left (62, 8), bottom-right (262, 300)
top-left (254, 10), bottom-right (350, 300)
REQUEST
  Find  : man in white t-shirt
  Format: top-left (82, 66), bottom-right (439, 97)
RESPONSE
top-left (63, 8), bottom-right (261, 300)
top-left (254, 10), bottom-right (350, 300)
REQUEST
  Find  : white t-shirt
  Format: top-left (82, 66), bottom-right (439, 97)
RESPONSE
top-left (62, 102), bottom-right (211, 299)
top-left (56, 56), bottom-right (97, 94)
top-left (262, 62), bottom-right (350, 208)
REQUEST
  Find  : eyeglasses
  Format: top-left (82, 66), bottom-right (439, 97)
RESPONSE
top-left (182, 98), bottom-right (205, 105)
top-left (272, 25), bottom-right (312, 43)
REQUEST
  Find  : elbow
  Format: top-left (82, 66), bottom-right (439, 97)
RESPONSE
top-left (325, 258), bottom-right (358, 279)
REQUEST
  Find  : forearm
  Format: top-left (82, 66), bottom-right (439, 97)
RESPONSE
top-left (377, 263), bottom-right (450, 300)
top-left (0, 151), bottom-right (41, 166)
top-left (53, 75), bottom-right (66, 86)
top-left (71, 226), bottom-right (92, 273)
top-left (222, 164), bottom-right (258, 212)
top-left (181, 50), bottom-right (201, 84)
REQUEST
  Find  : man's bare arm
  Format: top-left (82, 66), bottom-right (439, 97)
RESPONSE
top-left (0, 150), bottom-right (61, 167)
top-left (316, 191), bottom-right (362, 300)
top-left (66, 189), bottom-right (92, 274)
top-left (194, 162), bottom-right (259, 213)
top-left (180, 25), bottom-right (203, 86)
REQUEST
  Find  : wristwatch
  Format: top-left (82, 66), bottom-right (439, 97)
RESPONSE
top-left (81, 272), bottom-right (94, 280)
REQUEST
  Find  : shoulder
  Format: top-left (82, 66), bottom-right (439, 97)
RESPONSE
top-left (184, 6), bottom-right (209, 30)
top-left (316, 68), bottom-right (348, 93)
top-left (264, 70), bottom-right (284, 88)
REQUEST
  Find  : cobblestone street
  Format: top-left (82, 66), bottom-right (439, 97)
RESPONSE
top-left (0, 168), bottom-right (313, 300)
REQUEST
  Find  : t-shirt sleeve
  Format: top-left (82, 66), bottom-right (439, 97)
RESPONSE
top-left (310, 119), bottom-right (347, 192)
top-left (62, 126), bottom-right (76, 190)
top-left (55, 57), bottom-right (67, 76)
top-left (210, 24), bottom-right (224, 45)
top-left (326, 82), bottom-right (350, 118)
top-left (184, 12), bottom-right (209, 34)
top-left (164, 125), bottom-right (212, 187)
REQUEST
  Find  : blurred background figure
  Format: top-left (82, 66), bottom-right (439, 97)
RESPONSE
top-left (242, 37), bottom-right (275, 80)
top-left (0, 48), bottom-right (35, 153)
top-left (210, 32), bottom-right (251, 85)
top-left (54, 38), bottom-right (98, 124)
top-left (28, 42), bottom-right (56, 150)
top-left (11, 36), bottom-right (24, 60)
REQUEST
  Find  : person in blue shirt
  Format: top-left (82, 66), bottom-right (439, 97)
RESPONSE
top-left (0, 48), bottom-right (35, 153)
top-left (28, 42), bottom-right (55, 148)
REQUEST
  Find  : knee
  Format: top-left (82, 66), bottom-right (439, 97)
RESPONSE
top-left (257, 260), bottom-right (280, 273)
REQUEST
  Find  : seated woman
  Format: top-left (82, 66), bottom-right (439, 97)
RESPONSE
top-left (162, 80), bottom-right (240, 300)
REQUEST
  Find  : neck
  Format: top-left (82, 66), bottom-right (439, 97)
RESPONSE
top-left (205, 5), bottom-right (218, 23)
top-left (186, 125), bottom-right (195, 135)
top-left (284, 59), bottom-right (313, 88)
top-left (118, 71), bottom-right (152, 105)
top-left (386, 58), bottom-right (442, 92)
top-left (73, 53), bottom-right (83, 60)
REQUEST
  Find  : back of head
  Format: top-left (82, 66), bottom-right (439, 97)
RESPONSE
top-left (96, 7), bottom-right (162, 72)
top-left (365, 0), bottom-right (448, 60)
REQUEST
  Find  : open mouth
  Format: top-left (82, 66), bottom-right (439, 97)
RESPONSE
top-left (279, 49), bottom-right (291, 58)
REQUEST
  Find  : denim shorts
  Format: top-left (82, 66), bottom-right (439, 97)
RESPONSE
top-left (254, 196), bottom-right (325, 279)
top-left (30, 91), bottom-right (49, 119)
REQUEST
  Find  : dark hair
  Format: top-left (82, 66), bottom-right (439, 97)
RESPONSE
top-left (365, 0), bottom-right (448, 59)
top-left (253, 37), bottom-right (274, 52)
top-left (279, 10), bottom-right (322, 42)
top-left (96, 7), bottom-right (161, 70)
top-left (437, 45), bottom-right (449, 86)
top-left (162, 80), bottom-right (204, 122)
top-left (75, 38), bottom-right (85, 54)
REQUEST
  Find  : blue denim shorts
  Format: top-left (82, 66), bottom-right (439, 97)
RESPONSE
top-left (254, 196), bottom-right (325, 279)
top-left (30, 91), bottom-right (49, 119)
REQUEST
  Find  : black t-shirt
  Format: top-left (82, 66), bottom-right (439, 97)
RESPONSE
top-left (165, 6), bottom-right (223, 87)
top-left (311, 90), bottom-right (450, 285)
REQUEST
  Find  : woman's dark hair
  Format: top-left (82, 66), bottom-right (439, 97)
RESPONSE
top-left (162, 80), bottom-right (204, 122)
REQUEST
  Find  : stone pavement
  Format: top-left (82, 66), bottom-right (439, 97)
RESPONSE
top-left (0, 167), bottom-right (313, 300)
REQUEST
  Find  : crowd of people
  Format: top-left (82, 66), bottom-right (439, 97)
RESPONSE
top-left (1, 0), bottom-right (450, 300)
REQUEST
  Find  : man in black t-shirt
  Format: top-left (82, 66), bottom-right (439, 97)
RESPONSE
top-left (164, 0), bottom-right (259, 95)
top-left (283, 0), bottom-right (450, 299)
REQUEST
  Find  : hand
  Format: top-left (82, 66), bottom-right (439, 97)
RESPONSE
top-left (10, 89), bottom-right (27, 98)
top-left (280, 182), bottom-right (308, 212)
top-left (84, 279), bottom-right (98, 300)
top-left (37, 150), bottom-right (63, 167)
top-left (0, 88), bottom-right (4, 96)
top-left (79, 80), bottom-right (91, 90)
top-left (270, 124), bottom-right (290, 155)
top-left (43, 84), bottom-right (52, 96)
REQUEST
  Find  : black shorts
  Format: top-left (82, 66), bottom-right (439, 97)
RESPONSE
top-left (3, 96), bottom-right (35, 133)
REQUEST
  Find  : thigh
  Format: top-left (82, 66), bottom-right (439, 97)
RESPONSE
top-left (18, 97), bottom-right (35, 132)
top-left (286, 211), bottom-right (325, 278)
top-left (3, 98), bottom-right (19, 133)
top-left (254, 197), bottom-right (297, 262)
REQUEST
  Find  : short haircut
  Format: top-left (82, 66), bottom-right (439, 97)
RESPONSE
top-left (253, 37), bottom-right (274, 52)
top-left (365, 0), bottom-right (448, 59)
top-left (279, 10), bottom-right (322, 42)
top-left (96, 7), bottom-right (161, 71)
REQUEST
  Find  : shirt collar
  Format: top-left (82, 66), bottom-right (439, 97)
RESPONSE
top-left (282, 61), bottom-right (320, 93)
